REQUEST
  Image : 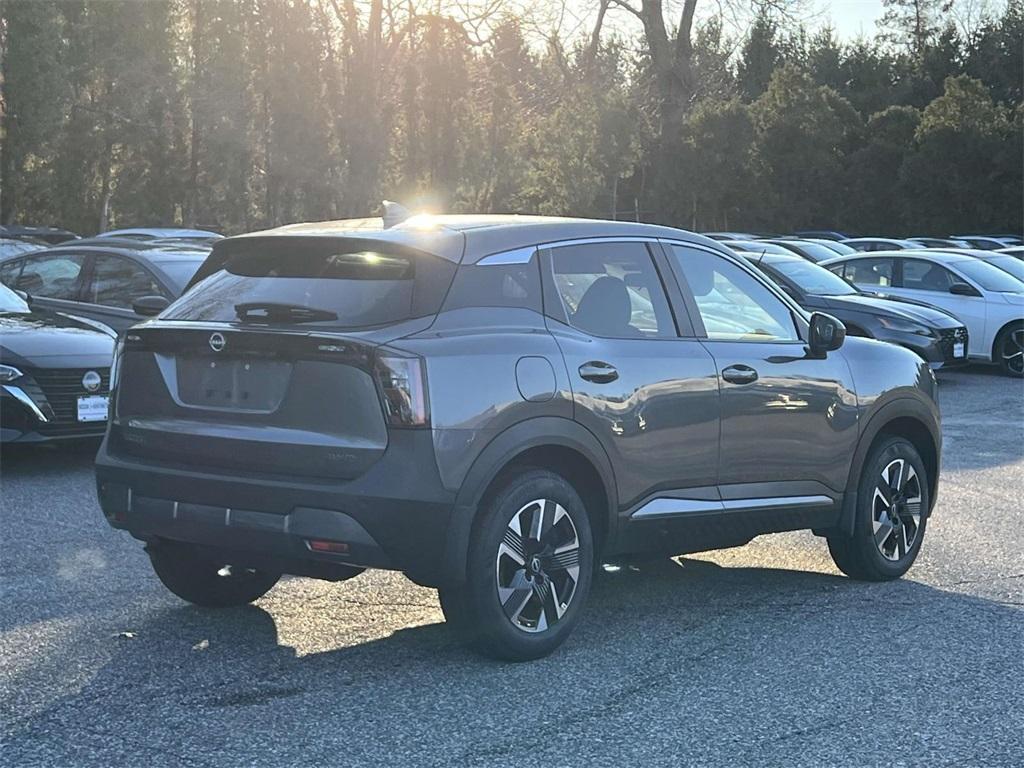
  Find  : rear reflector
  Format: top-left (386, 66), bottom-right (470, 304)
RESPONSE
top-left (307, 539), bottom-right (350, 554)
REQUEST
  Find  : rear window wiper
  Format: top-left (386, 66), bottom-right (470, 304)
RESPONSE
top-left (234, 302), bottom-right (338, 324)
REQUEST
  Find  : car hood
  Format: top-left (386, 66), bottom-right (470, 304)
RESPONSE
top-left (0, 310), bottom-right (116, 362)
top-left (819, 294), bottom-right (960, 327)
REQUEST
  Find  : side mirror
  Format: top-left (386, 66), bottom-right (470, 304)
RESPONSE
top-left (14, 289), bottom-right (33, 306)
top-left (132, 295), bottom-right (170, 317)
top-left (949, 282), bottom-right (980, 297)
top-left (808, 312), bottom-right (846, 356)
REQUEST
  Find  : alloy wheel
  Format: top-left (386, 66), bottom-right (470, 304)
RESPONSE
top-left (496, 498), bottom-right (582, 633)
top-left (871, 458), bottom-right (923, 562)
top-left (1001, 328), bottom-right (1024, 375)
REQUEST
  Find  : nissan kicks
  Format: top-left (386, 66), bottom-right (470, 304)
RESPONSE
top-left (96, 214), bottom-right (941, 660)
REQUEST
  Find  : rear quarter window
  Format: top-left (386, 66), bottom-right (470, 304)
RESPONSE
top-left (442, 256), bottom-right (542, 312)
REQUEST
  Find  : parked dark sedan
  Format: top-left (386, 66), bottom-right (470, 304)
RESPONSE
top-left (760, 239), bottom-right (848, 263)
top-left (0, 284), bottom-right (115, 442)
top-left (0, 224), bottom-right (80, 244)
top-left (743, 252), bottom-right (968, 368)
top-left (0, 245), bottom-right (206, 334)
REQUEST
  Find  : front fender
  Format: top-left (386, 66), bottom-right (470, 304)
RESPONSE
top-left (837, 395), bottom-right (941, 536)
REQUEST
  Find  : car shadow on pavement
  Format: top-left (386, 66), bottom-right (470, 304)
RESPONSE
top-left (4, 557), bottom-right (1022, 766)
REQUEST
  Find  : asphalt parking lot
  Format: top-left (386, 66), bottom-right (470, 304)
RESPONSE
top-left (1, 366), bottom-right (1021, 767)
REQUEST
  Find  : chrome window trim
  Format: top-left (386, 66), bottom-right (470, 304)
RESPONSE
top-left (476, 246), bottom-right (537, 266)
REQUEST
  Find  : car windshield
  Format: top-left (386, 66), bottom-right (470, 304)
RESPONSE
top-left (951, 259), bottom-right (1024, 292)
top-left (783, 242), bottom-right (842, 262)
top-left (0, 281), bottom-right (30, 313)
top-left (982, 256), bottom-right (1024, 283)
top-left (153, 258), bottom-right (205, 292)
top-left (771, 259), bottom-right (858, 295)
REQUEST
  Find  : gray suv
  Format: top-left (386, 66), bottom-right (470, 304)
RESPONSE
top-left (96, 215), bottom-right (941, 660)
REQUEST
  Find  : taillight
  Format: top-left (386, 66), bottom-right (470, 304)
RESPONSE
top-left (374, 351), bottom-right (429, 427)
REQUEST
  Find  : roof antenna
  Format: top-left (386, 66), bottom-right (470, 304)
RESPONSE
top-left (382, 200), bottom-right (411, 229)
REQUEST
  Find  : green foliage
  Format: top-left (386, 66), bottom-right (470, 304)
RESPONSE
top-left (0, 0), bottom-right (1020, 236)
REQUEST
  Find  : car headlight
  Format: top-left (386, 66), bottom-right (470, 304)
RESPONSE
top-left (0, 364), bottom-right (24, 383)
top-left (877, 316), bottom-right (934, 336)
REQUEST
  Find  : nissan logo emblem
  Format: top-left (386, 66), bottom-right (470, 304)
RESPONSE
top-left (209, 332), bottom-right (226, 352)
top-left (82, 370), bottom-right (102, 392)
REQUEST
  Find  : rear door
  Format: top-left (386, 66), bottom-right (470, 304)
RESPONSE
top-left (541, 240), bottom-right (720, 510)
top-left (80, 253), bottom-right (170, 334)
top-left (664, 243), bottom-right (858, 515)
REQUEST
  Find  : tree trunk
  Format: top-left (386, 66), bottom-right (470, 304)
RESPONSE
top-left (187, 0), bottom-right (202, 227)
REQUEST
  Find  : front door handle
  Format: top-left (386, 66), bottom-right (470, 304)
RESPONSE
top-left (579, 361), bottom-right (619, 384)
top-left (722, 364), bottom-right (758, 385)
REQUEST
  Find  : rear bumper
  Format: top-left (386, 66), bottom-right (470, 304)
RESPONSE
top-left (95, 429), bottom-right (459, 586)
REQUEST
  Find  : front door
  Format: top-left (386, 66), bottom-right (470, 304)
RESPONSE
top-left (665, 243), bottom-right (859, 513)
top-left (541, 241), bottom-right (721, 510)
top-left (884, 258), bottom-right (987, 357)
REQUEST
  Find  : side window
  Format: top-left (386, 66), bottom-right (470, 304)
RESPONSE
top-left (443, 256), bottom-right (541, 312)
top-left (900, 259), bottom-right (956, 292)
top-left (843, 258), bottom-right (893, 287)
top-left (549, 242), bottom-right (675, 339)
top-left (17, 253), bottom-right (87, 299)
top-left (669, 246), bottom-right (798, 342)
top-left (87, 254), bottom-right (164, 309)
top-left (0, 258), bottom-right (24, 286)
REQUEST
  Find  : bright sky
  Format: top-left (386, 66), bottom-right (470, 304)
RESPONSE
top-left (809, 0), bottom-right (886, 39)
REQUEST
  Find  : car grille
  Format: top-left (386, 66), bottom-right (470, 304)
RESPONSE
top-left (937, 327), bottom-right (969, 360)
top-left (26, 367), bottom-right (110, 436)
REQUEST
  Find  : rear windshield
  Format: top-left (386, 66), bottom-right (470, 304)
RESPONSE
top-left (165, 240), bottom-right (457, 328)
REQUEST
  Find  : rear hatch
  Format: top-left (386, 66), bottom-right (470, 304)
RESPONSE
top-left (109, 237), bottom-right (458, 480)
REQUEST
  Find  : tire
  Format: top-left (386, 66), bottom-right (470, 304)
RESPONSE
top-left (147, 543), bottom-right (281, 607)
top-left (994, 321), bottom-right (1024, 377)
top-left (438, 468), bottom-right (594, 661)
top-left (827, 437), bottom-right (929, 581)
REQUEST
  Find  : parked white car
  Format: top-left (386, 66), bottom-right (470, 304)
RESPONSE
top-left (840, 238), bottom-right (922, 252)
top-left (97, 228), bottom-right (222, 244)
top-left (822, 250), bottom-right (1024, 377)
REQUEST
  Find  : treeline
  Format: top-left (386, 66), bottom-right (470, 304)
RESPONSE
top-left (0, 0), bottom-right (1021, 237)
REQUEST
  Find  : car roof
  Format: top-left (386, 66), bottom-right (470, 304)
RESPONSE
top-left (226, 215), bottom-right (728, 263)
top-left (821, 249), bottom-right (983, 266)
top-left (10, 244), bottom-right (203, 264)
top-left (841, 237), bottom-right (919, 245)
top-left (100, 227), bottom-right (222, 238)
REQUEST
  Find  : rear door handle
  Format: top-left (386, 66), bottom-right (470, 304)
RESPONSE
top-left (722, 364), bottom-right (758, 385)
top-left (578, 361), bottom-right (619, 384)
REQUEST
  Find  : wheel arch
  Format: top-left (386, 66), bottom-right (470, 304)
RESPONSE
top-left (438, 417), bottom-right (618, 587)
top-left (990, 318), bottom-right (1024, 365)
top-left (838, 398), bottom-right (941, 537)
